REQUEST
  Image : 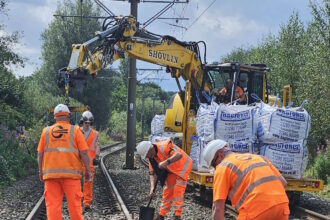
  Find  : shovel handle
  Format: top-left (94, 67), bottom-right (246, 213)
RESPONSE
top-left (147, 180), bottom-right (158, 207)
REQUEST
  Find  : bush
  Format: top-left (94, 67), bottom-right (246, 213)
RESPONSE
top-left (98, 129), bottom-right (114, 146)
top-left (0, 125), bottom-right (37, 187)
top-left (313, 149), bottom-right (330, 184)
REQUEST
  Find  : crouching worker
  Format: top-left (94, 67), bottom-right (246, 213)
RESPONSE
top-left (80, 110), bottom-right (100, 212)
top-left (37, 104), bottom-right (92, 220)
top-left (202, 139), bottom-right (289, 220)
top-left (136, 140), bottom-right (193, 220)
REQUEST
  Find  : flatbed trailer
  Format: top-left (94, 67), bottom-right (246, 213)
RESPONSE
top-left (188, 170), bottom-right (324, 206)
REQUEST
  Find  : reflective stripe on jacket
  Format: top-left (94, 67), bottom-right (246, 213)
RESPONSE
top-left (39, 122), bottom-right (86, 180)
top-left (81, 128), bottom-right (98, 159)
top-left (149, 139), bottom-right (192, 181)
top-left (214, 153), bottom-right (288, 216)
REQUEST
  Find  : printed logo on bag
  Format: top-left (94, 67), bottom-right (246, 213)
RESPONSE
top-left (268, 143), bottom-right (301, 153)
top-left (220, 110), bottom-right (250, 121)
top-left (276, 109), bottom-right (306, 121)
top-left (230, 143), bottom-right (249, 152)
top-left (51, 125), bottom-right (68, 138)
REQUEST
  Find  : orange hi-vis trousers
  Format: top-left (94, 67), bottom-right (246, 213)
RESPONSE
top-left (44, 179), bottom-right (83, 220)
top-left (83, 165), bottom-right (94, 206)
top-left (237, 202), bottom-right (290, 220)
top-left (159, 173), bottom-right (187, 217)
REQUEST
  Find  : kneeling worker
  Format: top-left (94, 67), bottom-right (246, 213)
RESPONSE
top-left (38, 104), bottom-right (92, 220)
top-left (202, 139), bottom-right (289, 220)
top-left (80, 110), bottom-right (100, 212)
top-left (137, 140), bottom-right (193, 220)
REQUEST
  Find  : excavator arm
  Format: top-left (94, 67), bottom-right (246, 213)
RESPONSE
top-left (59, 15), bottom-right (213, 154)
top-left (61, 16), bottom-right (210, 93)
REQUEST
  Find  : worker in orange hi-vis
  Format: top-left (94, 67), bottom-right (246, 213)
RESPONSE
top-left (216, 79), bottom-right (246, 104)
top-left (202, 139), bottom-right (290, 220)
top-left (136, 140), bottom-right (193, 220)
top-left (79, 110), bottom-right (100, 212)
top-left (37, 104), bottom-right (92, 220)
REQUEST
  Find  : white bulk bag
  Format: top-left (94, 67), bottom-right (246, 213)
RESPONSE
top-left (196, 102), bottom-right (218, 142)
top-left (255, 103), bottom-right (311, 143)
top-left (215, 104), bottom-right (257, 146)
top-left (260, 141), bottom-right (308, 179)
top-left (151, 114), bottom-right (165, 135)
top-left (190, 137), bottom-right (210, 172)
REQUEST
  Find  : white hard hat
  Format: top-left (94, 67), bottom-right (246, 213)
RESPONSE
top-left (136, 141), bottom-right (152, 159)
top-left (82, 111), bottom-right (94, 123)
top-left (202, 139), bottom-right (228, 167)
top-left (54, 104), bottom-right (70, 117)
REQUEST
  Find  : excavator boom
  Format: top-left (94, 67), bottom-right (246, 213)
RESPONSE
top-left (61, 16), bottom-right (209, 93)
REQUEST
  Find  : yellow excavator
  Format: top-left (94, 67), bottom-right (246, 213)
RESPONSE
top-left (59, 16), bottom-right (323, 205)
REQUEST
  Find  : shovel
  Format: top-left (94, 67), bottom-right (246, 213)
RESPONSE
top-left (139, 181), bottom-right (158, 220)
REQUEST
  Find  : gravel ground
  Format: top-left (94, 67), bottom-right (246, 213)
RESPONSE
top-left (0, 174), bottom-right (43, 220)
top-left (299, 192), bottom-right (330, 217)
top-left (61, 166), bottom-right (127, 220)
top-left (104, 149), bottom-right (214, 220)
top-left (0, 149), bottom-right (328, 220)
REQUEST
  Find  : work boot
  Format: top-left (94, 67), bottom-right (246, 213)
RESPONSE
top-left (154, 214), bottom-right (165, 220)
top-left (174, 215), bottom-right (182, 220)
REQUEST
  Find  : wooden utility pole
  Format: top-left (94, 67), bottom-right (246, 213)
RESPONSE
top-left (125, 0), bottom-right (139, 169)
top-left (141, 84), bottom-right (145, 140)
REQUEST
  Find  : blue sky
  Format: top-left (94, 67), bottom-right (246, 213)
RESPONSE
top-left (0, 0), bottom-right (322, 91)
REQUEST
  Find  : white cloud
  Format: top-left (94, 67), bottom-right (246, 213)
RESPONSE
top-left (187, 14), bottom-right (267, 40)
top-left (8, 62), bottom-right (39, 77)
top-left (13, 42), bottom-right (39, 57)
top-left (26, 4), bottom-right (55, 26)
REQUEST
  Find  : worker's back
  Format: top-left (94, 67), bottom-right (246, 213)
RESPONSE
top-left (151, 140), bottom-right (192, 181)
top-left (214, 153), bottom-right (288, 218)
top-left (38, 121), bottom-right (84, 180)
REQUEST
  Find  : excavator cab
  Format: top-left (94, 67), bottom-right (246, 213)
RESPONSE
top-left (206, 62), bottom-right (269, 105)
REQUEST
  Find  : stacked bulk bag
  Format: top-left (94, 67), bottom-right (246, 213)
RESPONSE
top-left (215, 104), bottom-right (257, 153)
top-left (151, 115), bottom-right (165, 135)
top-left (260, 142), bottom-right (308, 179)
top-left (190, 102), bottom-right (218, 172)
top-left (256, 102), bottom-right (311, 179)
top-left (196, 102), bottom-right (218, 141)
top-left (256, 105), bottom-right (311, 143)
top-left (190, 137), bottom-right (209, 172)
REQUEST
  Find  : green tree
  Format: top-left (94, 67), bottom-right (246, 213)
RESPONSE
top-left (221, 2), bottom-right (329, 166)
top-left (32, 0), bottom-right (113, 128)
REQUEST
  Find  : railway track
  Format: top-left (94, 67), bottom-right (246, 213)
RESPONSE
top-left (26, 142), bottom-right (132, 220)
top-left (292, 206), bottom-right (330, 220)
top-left (25, 142), bottom-right (330, 220)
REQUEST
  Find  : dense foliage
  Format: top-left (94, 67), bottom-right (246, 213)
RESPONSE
top-left (0, 0), bottom-right (36, 188)
top-left (221, 2), bottom-right (329, 171)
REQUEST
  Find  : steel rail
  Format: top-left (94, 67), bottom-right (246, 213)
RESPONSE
top-left (100, 144), bottom-right (133, 220)
top-left (25, 196), bottom-right (45, 220)
top-left (26, 142), bottom-right (124, 220)
top-left (295, 206), bottom-right (330, 220)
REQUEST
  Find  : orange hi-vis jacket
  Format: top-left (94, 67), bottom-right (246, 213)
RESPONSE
top-left (81, 128), bottom-right (98, 159)
top-left (148, 140), bottom-right (192, 181)
top-left (213, 153), bottom-right (288, 218)
top-left (38, 121), bottom-right (88, 180)
top-left (220, 86), bottom-right (246, 102)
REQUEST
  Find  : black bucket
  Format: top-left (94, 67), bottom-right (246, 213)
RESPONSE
top-left (139, 205), bottom-right (155, 220)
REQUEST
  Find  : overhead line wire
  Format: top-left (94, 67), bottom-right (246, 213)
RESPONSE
top-left (186, 0), bottom-right (217, 30)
